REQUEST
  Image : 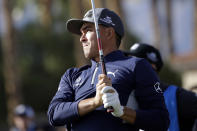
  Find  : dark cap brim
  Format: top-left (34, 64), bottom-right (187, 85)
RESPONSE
top-left (66, 19), bottom-right (93, 35)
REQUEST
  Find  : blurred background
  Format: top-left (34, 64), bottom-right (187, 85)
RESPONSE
top-left (0, 0), bottom-right (196, 130)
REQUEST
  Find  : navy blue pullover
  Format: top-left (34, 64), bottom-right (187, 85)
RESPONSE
top-left (48, 50), bottom-right (169, 131)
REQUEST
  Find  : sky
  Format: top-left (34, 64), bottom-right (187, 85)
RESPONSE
top-left (122, 0), bottom-right (195, 57)
top-left (0, 0), bottom-right (195, 57)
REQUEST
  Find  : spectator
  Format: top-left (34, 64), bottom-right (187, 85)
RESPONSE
top-left (126, 43), bottom-right (197, 131)
top-left (10, 104), bottom-right (36, 131)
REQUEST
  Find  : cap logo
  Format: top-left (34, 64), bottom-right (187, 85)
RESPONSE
top-left (147, 52), bottom-right (157, 62)
top-left (100, 16), bottom-right (115, 26)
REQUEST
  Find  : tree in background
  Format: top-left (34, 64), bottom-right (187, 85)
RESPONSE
top-left (151, 0), bottom-right (161, 49)
top-left (166, 0), bottom-right (174, 57)
top-left (194, 0), bottom-right (197, 49)
top-left (105, 0), bottom-right (126, 50)
top-left (16, 0), bottom-right (75, 113)
top-left (68, 0), bottom-right (89, 67)
top-left (94, 0), bottom-right (106, 8)
top-left (159, 63), bottom-right (182, 87)
top-left (39, 0), bottom-right (52, 28)
top-left (1, 0), bottom-right (22, 126)
top-left (0, 0), bottom-right (75, 128)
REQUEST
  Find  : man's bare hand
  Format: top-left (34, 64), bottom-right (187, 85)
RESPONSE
top-left (94, 74), bottom-right (112, 107)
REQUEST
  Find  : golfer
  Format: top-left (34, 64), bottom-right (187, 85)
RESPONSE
top-left (47, 8), bottom-right (169, 131)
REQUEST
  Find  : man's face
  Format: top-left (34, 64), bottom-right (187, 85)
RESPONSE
top-left (14, 116), bottom-right (32, 130)
top-left (80, 23), bottom-right (99, 61)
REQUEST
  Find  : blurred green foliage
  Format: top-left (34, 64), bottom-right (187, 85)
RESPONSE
top-left (0, 0), bottom-right (75, 123)
top-left (123, 31), bottom-right (140, 50)
top-left (0, 0), bottom-right (74, 125)
top-left (159, 62), bottom-right (182, 87)
top-left (0, 44), bottom-right (7, 124)
top-left (0, 22), bottom-right (75, 124)
top-left (17, 24), bottom-right (75, 112)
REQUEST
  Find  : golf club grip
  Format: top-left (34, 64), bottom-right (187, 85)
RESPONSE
top-left (100, 61), bottom-right (114, 112)
top-left (100, 59), bottom-right (107, 75)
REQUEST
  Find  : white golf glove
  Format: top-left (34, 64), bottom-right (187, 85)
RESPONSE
top-left (101, 86), bottom-right (124, 117)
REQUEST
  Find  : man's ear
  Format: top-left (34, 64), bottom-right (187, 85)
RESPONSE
top-left (105, 27), bottom-right (115, 39)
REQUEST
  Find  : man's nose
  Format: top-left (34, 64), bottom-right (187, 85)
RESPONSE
top-left (80, 33), bottom-right (86, 42)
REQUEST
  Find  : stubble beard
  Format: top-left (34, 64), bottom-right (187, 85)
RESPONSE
top-left (83, 48), bottom-right (99, 61)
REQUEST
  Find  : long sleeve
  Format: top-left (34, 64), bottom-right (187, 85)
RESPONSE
top-left (176, 87), bottom-right (197, 131)
top-left (134, 59), bottom-right (169, 131)
top-left (47, 70), bottom-right (80, 126)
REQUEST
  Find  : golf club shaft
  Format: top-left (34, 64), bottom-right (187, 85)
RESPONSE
top-left (91, 0), bottom-right (106, 75)
top-left (91, 0), bottom-right (114, 112)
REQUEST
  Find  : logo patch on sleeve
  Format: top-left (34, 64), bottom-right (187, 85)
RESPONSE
top-left (154, 82), bottom-right (163, 93)
top-left (74, 76), bottom-right (83, 87)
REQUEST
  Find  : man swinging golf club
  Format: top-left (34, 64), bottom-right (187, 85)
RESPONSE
top-left (47, 5), bottom-right (169, 131)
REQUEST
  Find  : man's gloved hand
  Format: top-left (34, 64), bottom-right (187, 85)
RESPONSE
top-left (101, 86), bottom-right (124, 117)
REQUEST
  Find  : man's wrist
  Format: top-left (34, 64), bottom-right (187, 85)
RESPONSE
top-left (112, 105), bottom-right (124, 117)
top-left (93, 97), bottom-right (102, 108)
top-left (78, 98), bottom-right (101, 116)
top-left (120, 106), bottom-right (136, 124)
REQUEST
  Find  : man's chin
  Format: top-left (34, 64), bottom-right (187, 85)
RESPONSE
top-left (83, 53), bottom-right (98, 61)
top-left (85, 56), bottom-right (95, 61)
top-left (84, 54), bottom-right (92, 60)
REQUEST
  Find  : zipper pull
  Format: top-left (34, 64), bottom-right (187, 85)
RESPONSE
top-left (91, 63), bottom-right (99, 85)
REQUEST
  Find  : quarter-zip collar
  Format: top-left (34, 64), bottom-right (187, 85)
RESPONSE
top-left (90, 50), bottom-right (125, 67)
top-left (90, 50), bottom-right (124, 78)
top-left (104, 50), bottom-right (125, 62)
top-left (90, 59), bottom-right (98, 71)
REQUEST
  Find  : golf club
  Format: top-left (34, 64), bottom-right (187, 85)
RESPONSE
top-left (90, 0), bottom-right (114, 112)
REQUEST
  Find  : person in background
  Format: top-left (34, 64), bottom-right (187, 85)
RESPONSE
top-left (10, 104), bottom-right (36, 131)
top-left (126, 43), bottom-right (197, 131)
top-left (11, 104), bottom-right (57, 131)
top-left (191, 86), bottom-right (197, 131)
top-left (193, 119), bottom-right (197, 131)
